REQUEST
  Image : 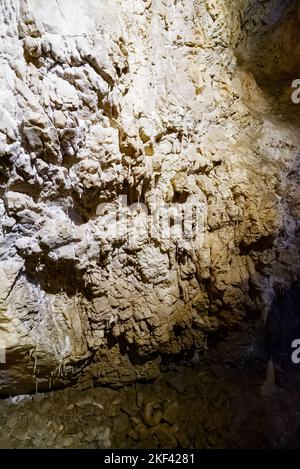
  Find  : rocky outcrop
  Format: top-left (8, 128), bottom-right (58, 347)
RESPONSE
top-left (0, 0), bottom-right (299, 394)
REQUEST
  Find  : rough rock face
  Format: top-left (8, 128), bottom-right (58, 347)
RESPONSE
top-left (0, 0), bottom-right (299, 394)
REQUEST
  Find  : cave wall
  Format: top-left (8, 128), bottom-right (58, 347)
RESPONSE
top-left (0, 0), bottom-right (299, 394)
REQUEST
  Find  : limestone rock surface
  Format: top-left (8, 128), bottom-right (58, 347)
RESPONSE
top-left (0, 0), bottom-right (299, 394)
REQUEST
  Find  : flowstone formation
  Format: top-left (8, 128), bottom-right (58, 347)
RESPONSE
top-left (0, 0), bottom-right (299, 394)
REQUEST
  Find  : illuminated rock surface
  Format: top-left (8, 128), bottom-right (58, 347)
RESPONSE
top-left (0, 0), bottom-right (299, 399)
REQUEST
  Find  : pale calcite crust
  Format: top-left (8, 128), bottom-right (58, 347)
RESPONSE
top-left (0, 0), bottom-right (299, 394)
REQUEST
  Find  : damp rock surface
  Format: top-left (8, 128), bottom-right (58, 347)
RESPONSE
top-left (0, 329), bottom-right (299, 449)
top-left (0, 0), bottom-right (300, 393)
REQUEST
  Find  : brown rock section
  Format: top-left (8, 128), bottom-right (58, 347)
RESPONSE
top-left (0, 0), bottom-right (299, 394)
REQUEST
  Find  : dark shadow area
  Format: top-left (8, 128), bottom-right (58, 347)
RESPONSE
top-left (236, 0), bottom-right (300, 124)
top-left (267, 279), bottom-right (300, 379)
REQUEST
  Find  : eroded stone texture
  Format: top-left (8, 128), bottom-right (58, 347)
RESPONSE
top-left (0, 0), bottom-right (299, 394)
top-left (0, 329), bottom-right (299, 449)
